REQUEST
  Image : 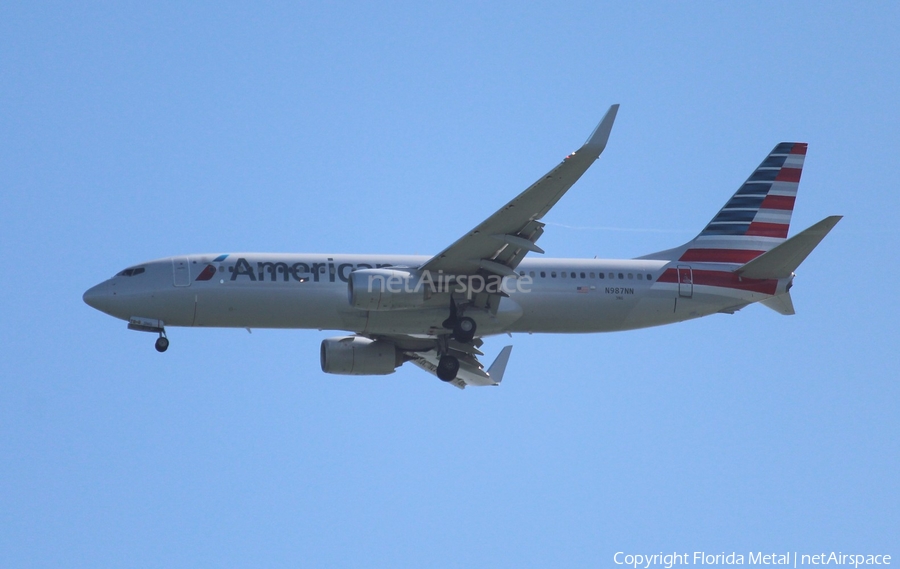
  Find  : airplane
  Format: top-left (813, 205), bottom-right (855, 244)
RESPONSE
top-left (83, 105), bottom-right (841, 389)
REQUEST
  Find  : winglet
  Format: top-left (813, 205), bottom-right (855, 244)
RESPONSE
top-left (487, 346), bottom-right (513, 385)
top-left (582, 104), bottom-right (619, 154)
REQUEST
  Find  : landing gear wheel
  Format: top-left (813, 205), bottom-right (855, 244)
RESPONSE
top-left (453, 317), bottom-right (476, 343)
top-left (155, 336), bottom-right (169, 353)
top-left (437, 354), bottom-right (460, 382)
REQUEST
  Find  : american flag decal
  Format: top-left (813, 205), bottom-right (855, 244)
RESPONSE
top-left (576, 286), bottom-right (590, 293)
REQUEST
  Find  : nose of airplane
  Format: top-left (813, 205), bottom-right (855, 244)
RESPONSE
top-left (83, 281), bottom-right (109, 312)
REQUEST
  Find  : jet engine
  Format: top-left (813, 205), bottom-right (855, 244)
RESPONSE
top-left (347, 268), bottom-right (430, 311)
top-left (320, 336), bottom-right (402, 375)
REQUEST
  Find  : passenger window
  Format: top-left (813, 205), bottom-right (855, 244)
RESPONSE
top-left (571, 272), bottom-right (576, 278)
top-left (541, 271), bottom-right (546, 278)
top-left (589, 272), bottom-right (595, 278)
top-left (637, 273), bottom-right (643, 280)
top-left (618, 273), bottom-right (624, 279)
top-left (609, 273), bottom-right (614, 279)
top-left (551, 271), bottom-right (557, 278)
top-left (530, 271), bottom-right (535, 277)
top-left (599, 273), bottom-right (605, 279)
top-left (561, 271), bottom-right (567, 278)
top-left (628, 273), bottom-right (633, 279)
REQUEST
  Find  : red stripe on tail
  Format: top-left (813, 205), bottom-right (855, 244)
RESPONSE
top-left (746, 222), bottom-right (789, 238)
top-left (760, 195), bottom-right (796, 211)
top-left (775, 168), bottom-right (802, 183)
top-left (678, 249), bottom-right (764, 263)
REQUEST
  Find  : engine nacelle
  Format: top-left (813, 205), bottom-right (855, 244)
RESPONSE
top-left (348, 268), bottom-right (429, 311)
top-left (320, 336), bottom-right (401, 375)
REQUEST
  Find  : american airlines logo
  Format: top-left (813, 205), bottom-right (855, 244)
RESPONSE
top-left (196, 257), bottom-right (396, 283)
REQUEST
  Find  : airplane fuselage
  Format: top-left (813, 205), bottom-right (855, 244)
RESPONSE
top-left (84, 253), bottom-right (787, 338)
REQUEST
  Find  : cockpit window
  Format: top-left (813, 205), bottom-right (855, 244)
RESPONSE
top-left (117, 267), bottom-right (146, 277)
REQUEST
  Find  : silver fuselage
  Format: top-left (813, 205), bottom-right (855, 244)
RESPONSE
top-left (83, 253), bottom-right (785, 337)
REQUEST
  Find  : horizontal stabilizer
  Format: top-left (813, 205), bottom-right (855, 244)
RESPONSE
top-left (736, 216), bottom-right (842, 279)
top-left (760, 292), bottom-right (796, 315)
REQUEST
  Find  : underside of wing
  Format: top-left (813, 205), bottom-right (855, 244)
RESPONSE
top-left (410, 345), bottom-right (513, 389)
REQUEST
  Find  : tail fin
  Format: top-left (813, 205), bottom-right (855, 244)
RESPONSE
top-left (641, 142), bottom-right (808, 263)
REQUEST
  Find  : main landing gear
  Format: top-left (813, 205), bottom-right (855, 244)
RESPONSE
top-left (435, 298), bottom-right (475, 381)
top-left (454, 317), bottom-right (476, 343)
top-left (437, 354), bottom-right (460, 382)
top-left (442, 298), bottom-right (477, 343)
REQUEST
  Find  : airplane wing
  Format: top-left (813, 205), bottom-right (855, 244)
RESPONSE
top-left (418, 105), bottom-right (619, 278)
top-left (398, 108), bottom-right (613, 386)
top-left (410, 345), bottom-right (513, 389)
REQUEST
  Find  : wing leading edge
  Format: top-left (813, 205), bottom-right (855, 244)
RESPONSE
top-left (419, 105), bottom-right (619, 277)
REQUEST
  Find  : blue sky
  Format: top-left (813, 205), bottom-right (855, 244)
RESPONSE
top-left (1, 2), bottom-right (898, 567)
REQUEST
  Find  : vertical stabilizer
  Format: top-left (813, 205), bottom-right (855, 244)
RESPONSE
top-left (641, 142), bottom-right (808, 264)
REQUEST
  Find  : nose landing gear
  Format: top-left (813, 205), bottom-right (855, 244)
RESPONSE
top-left (127, 317), bottom-right (170, 353)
